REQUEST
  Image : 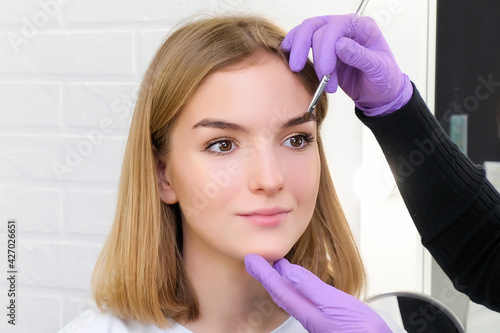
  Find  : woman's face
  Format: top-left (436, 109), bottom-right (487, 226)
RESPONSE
top-left (159, 54), bottom-right (321, 262)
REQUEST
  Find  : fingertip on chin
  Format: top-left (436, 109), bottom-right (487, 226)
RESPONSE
top-left (244, 253), bottom-right (275, 266)
top-left (244, 253), bottom-right (258, 270)
top-left (244, 253), bottom-right (259, 264)
top-left (272, 257), bottom-right (290, 271)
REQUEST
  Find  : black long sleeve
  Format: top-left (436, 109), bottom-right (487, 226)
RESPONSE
top-left (356, 84), bottom-right (500, 312)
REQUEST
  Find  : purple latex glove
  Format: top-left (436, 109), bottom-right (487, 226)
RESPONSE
top-left (282, 15), bottom-right (413, 116)
top-left (245, 254), bottom-right (392, 333)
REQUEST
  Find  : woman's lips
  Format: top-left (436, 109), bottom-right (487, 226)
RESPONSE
top-left (237, 208), bottom-right (291, 227)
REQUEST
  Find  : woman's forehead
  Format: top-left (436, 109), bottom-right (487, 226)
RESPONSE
top-left (176, 56), bottom-right (312, 130)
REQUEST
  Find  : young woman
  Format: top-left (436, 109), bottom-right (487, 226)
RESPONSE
top-left (59, 15), bottom-right (398, 332)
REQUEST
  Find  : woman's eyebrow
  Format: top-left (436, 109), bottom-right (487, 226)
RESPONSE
top-left (282, 113), bottom-right (316, 128)
top-left (192, 113), bottom-right (316, 131)
top-left (192, 119), bottom-right (248, 131)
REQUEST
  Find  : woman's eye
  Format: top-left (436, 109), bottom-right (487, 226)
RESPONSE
top-left (283, 133), bottom-right (314, 149)
top-left (205, 139), bottom-right (236, 154)
top-left (288, 136), bottom-right (304, 148)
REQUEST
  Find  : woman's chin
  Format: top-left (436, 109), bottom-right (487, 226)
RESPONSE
top-left (245, 249), bottom-right (290, 264)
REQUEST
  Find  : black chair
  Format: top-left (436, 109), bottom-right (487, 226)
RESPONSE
top-left (367, 291), bottom-right (465, 333)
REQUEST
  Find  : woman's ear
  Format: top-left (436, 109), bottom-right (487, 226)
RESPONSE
top-left (153, 147), bottom-right (178, 204)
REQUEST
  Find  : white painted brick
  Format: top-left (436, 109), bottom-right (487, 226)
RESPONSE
top-left (12, 241), bottom-right (100, 290)
top-left (65, 83), bottom-right (137, 129)
top-left (20, 293), bottom-right (62, 332)
top-left (0, 0), bottom-right (38, 23)
top-left (0, 292), bottom-right (62, 333)
top-left (60, 242), bottom-right (102, 290)
top-left (0, 187), bottom-right (62, 233)
top-left (0, 136), bottom-right (126, 182)
top-left (138, 29), bottom-right (170, 75)
top-left (18, 241), bottom-right (63, 288)
top-left (0, 82), bottom-right (61, 126)
top-left (208, 0), bottom-right (353, 23)
top-left (66, 189), bottom-right (116, 236)
top-left (66, 0), bottom-right (210, 23)
top-left (0, 0), bottom-right (62, 24)
top-left (0, 31), bottom-right (134, 74)
top-left (209, 0), bottom-right (251, 14)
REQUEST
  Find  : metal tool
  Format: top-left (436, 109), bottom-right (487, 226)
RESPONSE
top-left (305, 0), bottom-right (370, 118)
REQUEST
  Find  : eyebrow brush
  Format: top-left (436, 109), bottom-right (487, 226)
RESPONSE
top-left (305, 0), bottom-right (370, 118)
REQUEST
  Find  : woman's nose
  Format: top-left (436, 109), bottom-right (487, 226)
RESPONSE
top-left (247, 148), bottom-right (284, 195)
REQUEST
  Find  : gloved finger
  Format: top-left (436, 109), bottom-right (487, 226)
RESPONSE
top-left (273, 258), bottom-right (350, 308)
top-left (281, 25), bottom-right (298, 51)
top-left (335, 37), bottom-right (382, 76)
top-left (244, 254), bottom-right (319, 323)
top-left (310, 26), bottom-right (339, 93)
top-left (323, 77), bottom-right (338, 94)
top-left (285, 16), bottom-right (329, 72)
top-left (271, 260), bottom-right (392, 332)
top-left (324, 72), bottom-right (339, 93)
top-left (311, 25), bottom-right (333, 78)
top-left (312, 15), bottom-right (354, 78)
top-left (348, 16), bottom-right (383, 49)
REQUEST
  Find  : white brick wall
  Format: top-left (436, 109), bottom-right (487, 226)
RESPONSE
top-left (0, 82), bottom-right (61, 126)
top-left (0, 1), bottom-right (431, 332)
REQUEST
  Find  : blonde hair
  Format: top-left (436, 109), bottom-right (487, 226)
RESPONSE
top-left (92, 15), bottom-right (365, 327)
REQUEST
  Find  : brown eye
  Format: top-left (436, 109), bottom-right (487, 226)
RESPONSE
top-left (283, 133), bottom-right (314, 150)
top-left (205, 138), bottom-right (236, 155)
top-left (218, 140), bottom-right (232, 151)
top-left (289, 136), bottom-right (304, 148)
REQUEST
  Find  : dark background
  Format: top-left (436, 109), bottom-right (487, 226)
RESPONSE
top-left (435, 0), bottom-right (500, 165)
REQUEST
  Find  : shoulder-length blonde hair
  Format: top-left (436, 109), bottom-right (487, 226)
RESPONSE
top-left (92, 14), bottom-right (365, 328)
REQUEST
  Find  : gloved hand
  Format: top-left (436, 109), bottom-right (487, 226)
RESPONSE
top-left (281, 14), bottom-right (413, 116)
top-left (245, 254), bottom-right (392, 333)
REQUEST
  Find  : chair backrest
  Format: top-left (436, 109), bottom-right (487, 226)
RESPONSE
top-left (367, 291), bottom-right (465, 333)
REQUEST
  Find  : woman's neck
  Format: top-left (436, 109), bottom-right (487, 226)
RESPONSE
top-left (180, 238), bottom-right (288, 333)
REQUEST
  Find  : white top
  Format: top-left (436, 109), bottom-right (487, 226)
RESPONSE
top-left (59, 307), bottom-right (407, 333)
top-left (57, 308), bottom-right (308, 333)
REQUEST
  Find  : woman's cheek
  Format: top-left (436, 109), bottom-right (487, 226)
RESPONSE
top-left (288, 152), bottom-right (320, 192)
top-left (190, 157), bottom-right (244, 205)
